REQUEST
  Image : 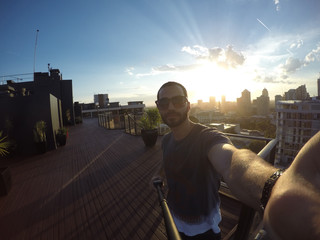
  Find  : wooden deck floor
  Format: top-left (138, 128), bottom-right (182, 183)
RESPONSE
top-left (0, 118), bottom-right (241, 240)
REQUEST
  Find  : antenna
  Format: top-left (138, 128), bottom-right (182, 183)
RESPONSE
top-left (33, 29), bottom-right (39, 74)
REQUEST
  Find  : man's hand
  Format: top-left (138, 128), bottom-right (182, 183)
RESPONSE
top-left (263, 131), bottom-right (320, 240)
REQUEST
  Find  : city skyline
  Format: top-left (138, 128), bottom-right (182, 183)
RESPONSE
top-left (1, 0), bottom-right (320, 106)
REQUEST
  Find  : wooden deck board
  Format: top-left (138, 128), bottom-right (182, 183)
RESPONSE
top-left (0, 118), bottom-right (241, 239)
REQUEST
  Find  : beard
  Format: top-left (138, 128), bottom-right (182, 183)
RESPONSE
top-left (161, 109), bottom-right (188, 128)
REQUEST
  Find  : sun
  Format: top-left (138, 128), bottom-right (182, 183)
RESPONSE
top-left (181, 61), bottom-right (250, 103)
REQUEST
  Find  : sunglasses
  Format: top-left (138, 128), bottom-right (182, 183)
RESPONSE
top-left (155, 96), bottom-right (188, 110)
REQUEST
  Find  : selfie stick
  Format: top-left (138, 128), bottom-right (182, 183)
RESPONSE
top-left (153, 179), bottom-right (181, 240)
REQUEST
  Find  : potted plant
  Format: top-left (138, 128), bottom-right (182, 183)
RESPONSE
top-left (33, 120), bottom-right (47, 154)
top-left (0, 130), bottom-right (12, 196)
top-left (56, 127), bottom-right (68, 146)
top-left (0, 130), bottom-right (11, 157)
top-left (139, 108), bottom-right (161, 147)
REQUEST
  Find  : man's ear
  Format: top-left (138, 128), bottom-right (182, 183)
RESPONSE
top-left (187, 101), bottom-right (191, 111)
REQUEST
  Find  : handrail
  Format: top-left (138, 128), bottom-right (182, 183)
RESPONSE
top-left (124, 113), bottom-right (142, 135)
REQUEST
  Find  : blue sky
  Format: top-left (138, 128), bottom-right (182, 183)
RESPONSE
top-left (1, 0), bottom-right (319, 106)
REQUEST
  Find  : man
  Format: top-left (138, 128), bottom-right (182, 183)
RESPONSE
top-left (153, 81), bottom-right (320, 240)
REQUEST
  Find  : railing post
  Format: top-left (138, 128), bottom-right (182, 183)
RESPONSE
top-left (134, 114), bottom-right (137, 135)
top-left (233, 205), bottom-right (256, 240)
top-left (128, 114), bottom-right (131, 134)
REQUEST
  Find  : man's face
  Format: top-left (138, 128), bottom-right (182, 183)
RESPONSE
top-left (157, 85), bottom-right (190, 128)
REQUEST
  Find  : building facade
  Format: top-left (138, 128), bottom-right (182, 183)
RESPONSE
top-left (0, 68), bottom-right (74, 155)
top-left (275, 99), bottom-right (320, 166)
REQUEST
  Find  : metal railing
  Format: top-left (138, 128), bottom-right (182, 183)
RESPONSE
top-left (98, 112), bottom-right (169, 136)
top-left (124, 113), bottom-right (143, 135)
top-left (98, 112), bottom-right (126, 130)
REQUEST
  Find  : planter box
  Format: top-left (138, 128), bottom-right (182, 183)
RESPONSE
top-left (36, 141), bottom-right (47, 154)
top-left (0, 167), bottom-right (11, 196)
top-left (56, 134), bottom-right (67, 146)
top-left (141, 129), bottom-right (158, 147)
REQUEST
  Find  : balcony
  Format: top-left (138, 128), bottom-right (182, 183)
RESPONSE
top-left (0, 117), bottom-right (277, 240)
top-left (99, 113), bottom-right (278, 239)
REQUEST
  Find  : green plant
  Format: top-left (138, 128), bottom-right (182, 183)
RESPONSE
top-left (139, 108), bottom-right (161, 130)
top-left (0, 131), bottom-right (11, 157)
top-left (33, 121), bottom-right (47, 143)
top-left (56, 127), bottom-right (68, 136)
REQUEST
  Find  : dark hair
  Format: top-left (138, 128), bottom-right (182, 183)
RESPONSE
top-left (157, 81), bottom-right (188, 100)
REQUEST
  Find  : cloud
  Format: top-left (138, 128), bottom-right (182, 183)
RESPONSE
top-left (182, 45), bottom-right (245, 69)
top-left (281, 57), bottom-right (303, 73)
top-left (208, 47), bottom-right (223, 61)
top-left (136, 45), bottom-right (245, 77)
top-left (225, 45), bottom-right (246, 67)
top-left (274, 0), bottom-right (280, 11)
top-left (254, 74), bottom-right (294, 84)
top-left (290, 39), bottom-right (303, 49)
top-left (152, 63), bottom-right (199, 72)
top-left (134, 63), bottom-right (199, 78)
top-left (304, 45), bottom-right (320, 64)
top-left (280, 44), bottom-right (320, 75)
top-left (181, 45), bottom-right (208, 58)
top-left (125, 67), bottom-right (135, 76)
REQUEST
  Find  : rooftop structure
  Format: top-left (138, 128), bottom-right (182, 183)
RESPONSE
top-left (0, 68), bottom-right (74, 155)
top-left (94, 94), bottom-right (109, 108)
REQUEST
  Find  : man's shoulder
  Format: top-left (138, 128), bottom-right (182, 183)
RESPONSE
top-left (162, 131), bottom-right (173, 144)
top-left (193, 123), bottom-right (232, 146)
top-left (194, 123), bottom-right (223, 136)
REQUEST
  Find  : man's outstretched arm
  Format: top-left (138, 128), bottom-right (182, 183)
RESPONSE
top-left (263, 131), bottom-right (320, 240)
top-left (208, 143), bottom-right (277, 210)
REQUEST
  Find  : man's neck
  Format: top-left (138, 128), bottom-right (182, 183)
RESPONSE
top-left (171, 119), bottom-right (195, 141)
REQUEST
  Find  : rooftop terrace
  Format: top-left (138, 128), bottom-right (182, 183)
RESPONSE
top-left (0, 118), bottom-right (243, 240)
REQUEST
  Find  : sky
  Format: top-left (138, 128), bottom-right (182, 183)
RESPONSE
top-left (1, 0), bottom-right (320, 106)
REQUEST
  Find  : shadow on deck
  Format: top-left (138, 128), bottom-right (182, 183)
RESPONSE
top-left (0, 118), bottom-right (241, 240)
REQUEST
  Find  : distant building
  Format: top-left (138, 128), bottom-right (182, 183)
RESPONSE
top-left (318, 76), bottom-right (320, 97)
top-left (94, 94), bottom-right (109, 108)
top-left (197, 99), bottom-right (203, 107)
top-left (295, 85), bottom-right (309, 100)
top-left (81, 100), bottom-right (145, 118)
top-left (275, 99), bottom-right (320, 167)
top-left (284, 84), bottom-right (310, 100)
top-left (192, 110), bottom-right (223, 124)
top-left (206, 123), bottom-right (240, 134)
top-left (284, 89), bottom-right (296, 100)
top-left (209, 96), bottom-right (216, 108)
top-left (256, 88), bottom-right (270, 116)
top-left (237, 89), bottom-right (252, 116)
top-left (275, 95), bottom-right (282, 103)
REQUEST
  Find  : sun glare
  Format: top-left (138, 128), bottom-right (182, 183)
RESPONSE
top-left (182, 62), bottom-right (249, 103)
